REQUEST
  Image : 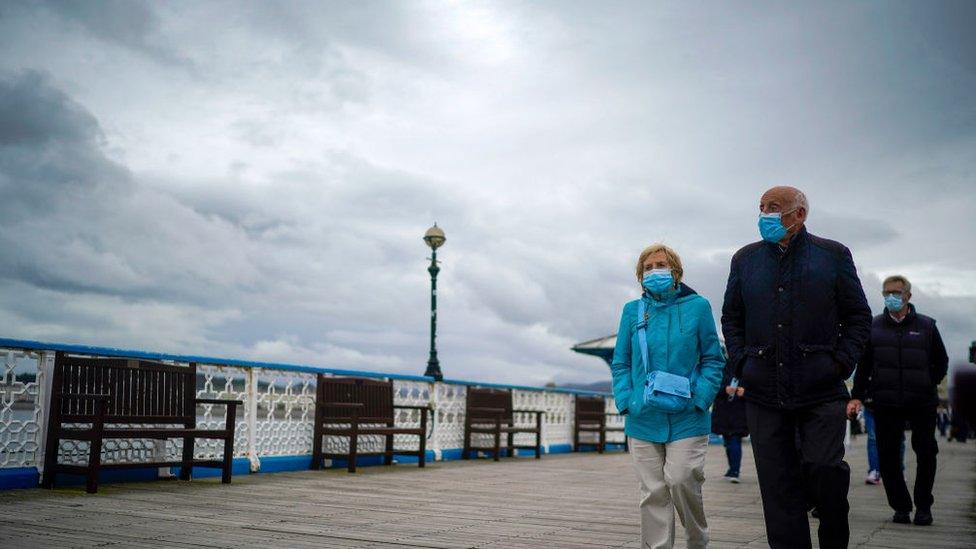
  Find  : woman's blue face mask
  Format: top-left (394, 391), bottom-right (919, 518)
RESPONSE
top-left (642, 268), bottom-right (674, 294)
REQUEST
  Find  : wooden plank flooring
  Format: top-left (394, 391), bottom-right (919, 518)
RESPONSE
top-left (1, 439), bottom-right (974, 548)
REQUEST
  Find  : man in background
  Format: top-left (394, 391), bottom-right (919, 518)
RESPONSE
top-left (849, 275), bottom-right (948, 526)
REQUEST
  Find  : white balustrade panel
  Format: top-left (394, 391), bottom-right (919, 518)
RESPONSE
top-left (605, 396), bottom-right (627, 445)
top-left (391, 380), bottom-right (433, 452)
top-left (250, 368), bottom-right (316, 458)
top-left (432, 382), bottom-right (467, 452)
top-left (0, 350), bottom-right (43, 468)
top-left (189, 364), bottom-right (249, 460)
top-left (542, 392), bottom-right (574, 449)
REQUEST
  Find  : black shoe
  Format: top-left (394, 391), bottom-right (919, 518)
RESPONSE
top-left (913, 509), bottom-right (933, 526)
top-left (892, 511), bottom-right (911, 524)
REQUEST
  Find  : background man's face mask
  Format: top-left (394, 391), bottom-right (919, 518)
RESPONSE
top-left (884, 293), bottom-right (904, 311)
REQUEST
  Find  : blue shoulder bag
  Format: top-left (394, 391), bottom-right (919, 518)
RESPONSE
top-left (637, 299), bottom-right (697, 413)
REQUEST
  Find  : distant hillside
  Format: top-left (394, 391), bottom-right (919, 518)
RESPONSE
top-left (559, 380), bottom-right (612, 393)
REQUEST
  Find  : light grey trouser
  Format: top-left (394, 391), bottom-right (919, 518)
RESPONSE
top-left (630, 435), bottom-right (709, 549)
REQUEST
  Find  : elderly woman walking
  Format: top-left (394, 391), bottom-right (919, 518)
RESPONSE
top-left (611, 244), bottom-right (725, 549)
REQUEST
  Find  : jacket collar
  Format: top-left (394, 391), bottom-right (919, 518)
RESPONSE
top-left (883, 303), bottom-right (917, 326)
top-left (765, 225), bottom-right (808, 257)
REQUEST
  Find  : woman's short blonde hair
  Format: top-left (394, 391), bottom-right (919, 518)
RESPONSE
top-left (635, 243), bottom-right (684, 285)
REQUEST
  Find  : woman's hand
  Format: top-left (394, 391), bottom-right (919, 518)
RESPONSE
top-left (724, 385), bottom-right (736, 396)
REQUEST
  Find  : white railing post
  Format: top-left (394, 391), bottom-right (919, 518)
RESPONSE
top-left (428, 380), bottom-right (441, 461)
top-left (34, 350), bottom-right (55, 476)
top-left (247, 369), bottom-right (260, 472)
top-left (541, 392), bottom-right (550, 455)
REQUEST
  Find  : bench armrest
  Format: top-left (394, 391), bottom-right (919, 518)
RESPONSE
top-left (467, 406), bottom-right (506, 414)
top-left (394, 405), bottom-right (433, 411)
top-left (195, 398), bottom-right (244, 405)
top-left (321, 402), bottom-right (366, 408)
top-left (514, 409), bottom-right (546, 417)
top-left (576, 411), bottom-right (605, 417)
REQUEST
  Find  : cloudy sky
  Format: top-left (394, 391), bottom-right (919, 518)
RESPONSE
top-left (1, 1), bottom-right (974, 386)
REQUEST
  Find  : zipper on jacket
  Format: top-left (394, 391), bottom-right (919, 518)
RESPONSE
top-left (666, 307), bottom-right (672, 370)
top-left (897, 327), bottom-right (904, 405)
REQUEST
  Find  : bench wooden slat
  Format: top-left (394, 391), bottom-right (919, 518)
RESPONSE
top-left (58, 428), bottom-right (234, 439)
top-left (468, 426), bottom-right (539, 434)
top-left (58, 460), bottom-right (225, 471)
top-left (321, 427), bottom-right (425, 436)
top-left (60, 414), bottom-right (196, 423)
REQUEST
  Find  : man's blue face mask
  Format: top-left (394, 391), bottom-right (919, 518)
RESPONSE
top-left (884, 294), bottom-right (904, 312)
top-left (642, 268), bottom-right (674, 294)
top-left (758, 209), bottom-right (796, 243)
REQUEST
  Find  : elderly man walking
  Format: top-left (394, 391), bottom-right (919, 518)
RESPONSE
top-left (849, 275), bottom-right (948, 526)
top-left (721, 186), bottom-right (872, 549)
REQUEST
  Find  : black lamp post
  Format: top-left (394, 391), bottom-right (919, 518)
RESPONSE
top-left (423, 223), bottom-right (446, 380)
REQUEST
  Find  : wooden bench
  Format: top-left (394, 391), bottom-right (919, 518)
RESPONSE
top-left (574, 395), bottom-right (627, 453)
top-left (311, 376), bottom-right (430, 473)
top-left (463, 387), bottom-right (544, 461)
top-left (41, 352), bottom-right (242, 493)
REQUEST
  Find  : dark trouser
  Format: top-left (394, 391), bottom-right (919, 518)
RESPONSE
top-left (724, 435), bottom-right (743, 476)
top-left (747, 400), bottom-right (850, 549)
top-left (873, 406), bottom-right (938, 513)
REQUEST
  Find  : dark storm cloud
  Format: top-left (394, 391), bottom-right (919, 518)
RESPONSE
top-left (0, 71), bottom-right (259, 305)
top-left (0, 70), bottom-right (128, 223)
top-left (38, 0), bottom-right (195, 69)
top-left (0, 70), bottom-right (99, 146)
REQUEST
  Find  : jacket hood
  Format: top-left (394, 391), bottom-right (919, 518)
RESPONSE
top-left (643, 282), bottom-right (698, 307)
top-left (676, 283), bottom-right (698, 298)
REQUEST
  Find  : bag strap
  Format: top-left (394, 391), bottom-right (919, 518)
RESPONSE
top-left (637, 299), bottom-right (650, 381)
top-left (637, 297), bottom-right (700, 392)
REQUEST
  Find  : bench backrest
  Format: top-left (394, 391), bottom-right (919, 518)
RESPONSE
top-left (317, 375), bottom-right (394, 423)
top-left (466, 387), bottom-right (513, 423)
top-left (51, 352), bottom-right (196, 424)
top-left (576, 395), bottom-right (607, 420)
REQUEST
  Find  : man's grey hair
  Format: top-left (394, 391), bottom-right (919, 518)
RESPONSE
top-left (793, 190), bottom-right (809, 213)
top-left (882, 274), bottom-right (912, 293)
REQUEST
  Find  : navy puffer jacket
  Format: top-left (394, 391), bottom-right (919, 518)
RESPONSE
top-left (721, 227), bottom-right (872, 409)
top-left (851, 304), bottom-right (949, 409)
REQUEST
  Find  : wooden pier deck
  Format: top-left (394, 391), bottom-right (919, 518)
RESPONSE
top-left (1, 440), bottom-right (974, 548)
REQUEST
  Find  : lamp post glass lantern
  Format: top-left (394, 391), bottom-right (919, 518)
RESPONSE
top-left (423, 224), bottom-right (446, 380)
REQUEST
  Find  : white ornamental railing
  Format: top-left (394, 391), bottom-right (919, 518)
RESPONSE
top-left (0, 339), bottom-right (624, 481)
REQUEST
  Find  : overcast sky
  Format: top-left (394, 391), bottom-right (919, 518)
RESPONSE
top-left (1, 1), bottom-right (974, 386)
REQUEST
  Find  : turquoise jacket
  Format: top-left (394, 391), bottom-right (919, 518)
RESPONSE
top-left (610, 283), bottom-right (725, 444)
